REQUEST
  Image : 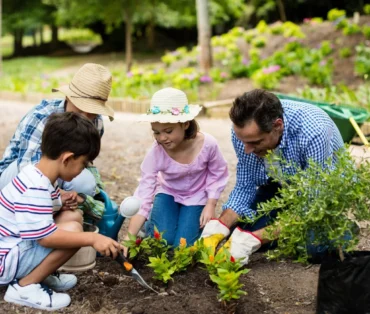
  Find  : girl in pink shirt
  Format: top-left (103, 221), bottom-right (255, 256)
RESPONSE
top-left (126, 88), bottom-right (228, 246)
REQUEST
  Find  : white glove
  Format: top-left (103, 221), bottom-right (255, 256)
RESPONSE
top-left (200, 219), bottom-right (230, 254)
top-left (221, 227), bottom-right (262, 265)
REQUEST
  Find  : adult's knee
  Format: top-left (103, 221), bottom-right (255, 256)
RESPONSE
top-left (60, 169), bottom-right (97, 196)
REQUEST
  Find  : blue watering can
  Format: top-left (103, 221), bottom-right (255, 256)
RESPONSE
top-left (96, 190), bottom-right (125, 241)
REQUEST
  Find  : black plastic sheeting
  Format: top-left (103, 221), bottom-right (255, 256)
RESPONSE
top-left (316, 251), bottom-right (370, 314)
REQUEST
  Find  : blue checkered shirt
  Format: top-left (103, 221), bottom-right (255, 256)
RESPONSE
top-left (222, 100), bottom-right (344, 219)
top-left (0, 99), bottom-right (104, 175)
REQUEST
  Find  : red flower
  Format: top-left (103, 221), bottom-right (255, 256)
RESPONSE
top-left (154, 231), bottom-right (161, 240)
top-left (135, 238), bottom-right (142, 246)
top-left (230, 256), bottom-right (235, 263)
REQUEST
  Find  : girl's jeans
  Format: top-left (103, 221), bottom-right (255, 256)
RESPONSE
top-left (146, 193), bottom-right (204, 247)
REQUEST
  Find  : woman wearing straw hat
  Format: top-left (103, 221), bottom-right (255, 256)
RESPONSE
top-left (125, 87), bottom-right (228, 247)
top-left (0, 63), bottom-right (114, 225)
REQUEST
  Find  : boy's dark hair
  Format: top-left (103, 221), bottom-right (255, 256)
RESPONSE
top-left (229, 89), bottom-right (283, 133)
top-left (184, 119), bottom-right (199, 140)
top-left (41, 112), bottom-right (101, 161)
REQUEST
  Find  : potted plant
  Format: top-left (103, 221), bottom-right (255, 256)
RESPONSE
top-left (257, 148), bottom-right (370, 314)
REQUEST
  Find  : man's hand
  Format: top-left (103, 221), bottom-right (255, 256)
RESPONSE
top-left (200, 219), bottom-right (230, 254)
top-left (92, 233), bottom-right (123, 259)
top-left (200, 203), bottom-right (216, 229)
top-left (218, 227), bottom-right (262, 265)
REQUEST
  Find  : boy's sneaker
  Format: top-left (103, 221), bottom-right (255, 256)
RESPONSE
top-left (42, 272), bottom-right (77, 291)
top-left (4, 280), bottom-right (71, 311)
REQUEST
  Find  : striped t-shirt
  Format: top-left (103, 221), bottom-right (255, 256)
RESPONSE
top-left (0, 164), bottom-right (61, 284)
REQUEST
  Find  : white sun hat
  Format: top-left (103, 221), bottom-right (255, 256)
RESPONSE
top-left (139, 87), bottom-right (202, 123)
top-left (52, 63), bottom-right (115, 121)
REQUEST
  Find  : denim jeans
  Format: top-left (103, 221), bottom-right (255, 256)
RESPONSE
top-left (238, 179), bottom-right (353, 262)
top-left (146, 193), bottom-right (204, 247)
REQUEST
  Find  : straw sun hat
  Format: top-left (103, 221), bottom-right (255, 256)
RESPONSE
top-left (53, 63), bottom-right (115, 121)
top-left (139, 87), bottom-right (202, 123)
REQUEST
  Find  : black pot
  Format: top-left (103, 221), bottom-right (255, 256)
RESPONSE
top-left (316, 251), bottom-right (370, 314)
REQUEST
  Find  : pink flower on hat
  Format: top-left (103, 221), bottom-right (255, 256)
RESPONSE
top-left (171, 107), bottom-right (180, 115)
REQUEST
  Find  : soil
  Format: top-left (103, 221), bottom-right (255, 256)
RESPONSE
top-left (0, 100), bottom-right (368, 314)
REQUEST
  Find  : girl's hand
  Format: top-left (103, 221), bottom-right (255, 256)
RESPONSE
top-left (200, 204), bottom-right (216, 229)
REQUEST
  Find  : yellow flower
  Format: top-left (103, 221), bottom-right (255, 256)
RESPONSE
top-left (209, 255), bottom-right (215, 263)
top-left (180, 238), bottom-right (187, 248)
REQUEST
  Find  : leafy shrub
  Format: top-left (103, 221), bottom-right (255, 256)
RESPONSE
top-left (282, 21), bottom-right (305, 38)
top-left (252, 36), bottom-right (267, 48)
top-left (339, 47), bottom-right (352, 58)
top-left (355, 44), bottom-right (370, 76)
top-left (342, 23), bottom-right (361, 36)
top-left (258, 149), bottom-right (370, 263)
top-left (161, 47), bottom-right (188, 67)
top-left (327, 8), bottom-right (346, 21)
top-left (270, 22), bottom-right (284, 35)
top-left (320, 41), bottom-right (333, 57)
top-left (364, 4), bottom-right (370, 15)
top-left (251, 67), bottom-right (281, 90)
top-left (256, 20), bottom-right (269, 34)
top-left (362, 25), bottom-right (370, 39)
top-left (303, 59), bottom-right (333, 86)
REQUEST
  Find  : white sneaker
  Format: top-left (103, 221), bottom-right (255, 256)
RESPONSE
top-left (42, 272), bottom-right (77, 291)
top-left (4, 280), bottom-right (71, 311)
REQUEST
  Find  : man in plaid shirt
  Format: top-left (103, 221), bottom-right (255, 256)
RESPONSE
top-left (0, 63), bottom-right (115, 222)
top-left (200, 89), bottom-right (344, 265)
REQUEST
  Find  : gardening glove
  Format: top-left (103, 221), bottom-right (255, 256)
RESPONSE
top-left (218, 227), bottom-right (262, 265)
top-left (200, 219), bottom-right (230, 254)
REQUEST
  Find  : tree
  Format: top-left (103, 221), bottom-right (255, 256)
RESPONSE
top-left (3, 0), bottom-right (51, 56)
top-left (196, 0), bottom-right (212, 74)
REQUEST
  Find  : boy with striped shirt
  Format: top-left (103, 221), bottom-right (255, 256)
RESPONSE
top-left (0, 112), bottom-right (122, 311)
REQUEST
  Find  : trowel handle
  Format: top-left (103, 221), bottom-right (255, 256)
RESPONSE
top-left (115, 251), bottom-right (133, 272)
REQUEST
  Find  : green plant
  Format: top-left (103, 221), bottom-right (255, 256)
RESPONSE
top-left (327, 8), bottom-right (346, 21)
top-left (256, 20), bottom-right (269, 34)
top-left (303, 59), bottom-right (333, 86)
top-left (258, 148), bottom-right (370, 263)
top-left (270, 22), bottom-right (283, 35)
top-left (320, 41), bottom-right (333, 57)
top-left (364, 4), bottom-right (370, 15)
top-left (282, 22), bottom-right (305, 38)
top-left (146, 226), bottom-right (171, 257)
top-left (123, 233), bottom-right (151, 259)
top-left (172, 238), bottom-right (193, 272)
top-left (251, 67), bottom-right (281, 90)
top-left (210, 268), bottom-right (250, 302)
top-left (355, 44), bottom-right (370, 76)
top-left (362, 25), bottom-right (370, 39)
top-left (251, 36), bottom-right (266, 48)
top-left (342, 23), bottom-right (361, 36)
top-left (148, 253), bottom-right (177, 283)
top-left (339, 47), bottom-right (352, 58)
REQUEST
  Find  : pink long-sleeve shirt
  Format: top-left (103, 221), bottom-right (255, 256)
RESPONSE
top-left (135, 133), bottom-right (228, 219)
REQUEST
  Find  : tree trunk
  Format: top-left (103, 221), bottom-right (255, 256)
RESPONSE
top-left (196, 0), bottom-right (212, 74)
top-left (0, 0), bottom-right (2, 76)
top-left (276, 0), bottom-right (287, 22)
top-left (146, 18), bottom-right (155, 50)
top-left (51, 24), bottom-right (58, 50)
top-left (13, 29), bottom-right (24, 57)
top-left (124, 9), bottom-right (133, 72)
top-left (39, 26), bottom-right (44, 45)
top-left (32, 30), bottom-right (37, 47)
